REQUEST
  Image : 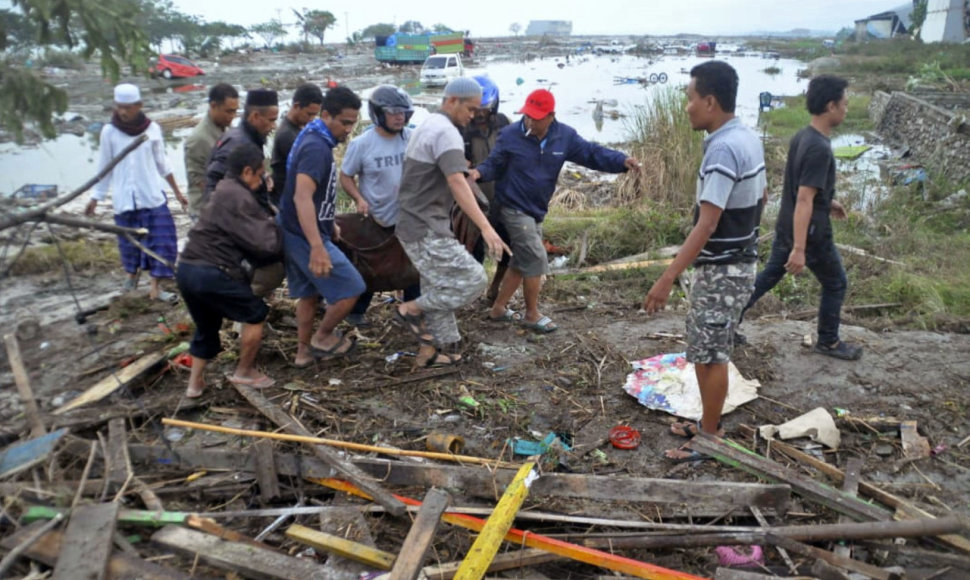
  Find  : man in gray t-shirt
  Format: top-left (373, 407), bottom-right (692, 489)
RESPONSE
top-left (339, 85), bottom-right (418, 325)
top-left (393, 78), bottom-right (509, 368)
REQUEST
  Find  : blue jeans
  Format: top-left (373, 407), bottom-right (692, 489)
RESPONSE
top-left (742, 237), bottom-right (847, 346)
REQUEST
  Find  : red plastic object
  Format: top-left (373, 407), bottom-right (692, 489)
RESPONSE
top-left (609, 425), bottom-right (641, 449)
top-left (171, 352), bottom-right (193, 369)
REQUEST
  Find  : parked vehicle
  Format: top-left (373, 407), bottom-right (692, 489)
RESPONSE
top-left (151, 54), bottom-right (204, 79)
top-left (420, 54), bottom-right (463, 87)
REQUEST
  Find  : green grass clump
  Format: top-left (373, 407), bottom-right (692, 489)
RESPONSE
top-left (543, 207), bottom-right (686, 266)
top-left (3, 240), bottom-right (119, 276)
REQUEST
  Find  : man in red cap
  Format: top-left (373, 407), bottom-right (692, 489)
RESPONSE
top-left (471, 89), bottom-right (640, 333)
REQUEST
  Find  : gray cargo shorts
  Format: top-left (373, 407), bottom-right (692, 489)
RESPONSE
top-left (500, 206), bottom-right (548, 278)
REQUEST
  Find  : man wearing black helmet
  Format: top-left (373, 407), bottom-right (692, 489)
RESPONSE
top-left (339, 85), bottom-right (420, 326)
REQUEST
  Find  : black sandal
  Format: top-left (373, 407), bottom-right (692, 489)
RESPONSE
top-left (394, 307), bottom-right (434, 345)
top-left (670, 419), bottom-right (724, 439)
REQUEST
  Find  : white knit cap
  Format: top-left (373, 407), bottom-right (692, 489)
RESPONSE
top-left (114, 83), bottom-right (141, 104)
top-left (443, 77), bottom-right (483, 100)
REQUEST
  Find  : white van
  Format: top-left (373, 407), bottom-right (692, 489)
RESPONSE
top-left (420, 54), bottom-right (463, 87)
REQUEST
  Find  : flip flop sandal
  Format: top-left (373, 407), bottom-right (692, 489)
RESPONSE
top-left (485, 309), bottom-right (520, 323)
top-left (156, 290), bottom-right (179, 304)
top-left (394, 307), bottom-right (434, 345)
top-left (226, 374), bottom-right (276, 389)
top-left (670, 420), bottom-right (724, 439)
top-left (518, 315), bottom-right (558, 334)
top-left (184, 385), bottom-right (205, 398)
top-left (419, 349), bottom-right (462, 368)
top-left (310, 332), bottom-right (358, 360)
top-left (664, 444), bottom-right (712, 464)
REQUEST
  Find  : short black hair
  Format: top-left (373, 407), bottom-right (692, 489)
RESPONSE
top-left (208, 83), bottom-right (238, 104)
top-left (292, 84), bottom-right (324, 107)
top-left (322, 85), bottom-right (362, 117)
top-left (690, 61), bottom-right (739, 114)
top-left (806, 75), bottom-right (848, 116)
top-left (226, 142), bottom-right (264, 178)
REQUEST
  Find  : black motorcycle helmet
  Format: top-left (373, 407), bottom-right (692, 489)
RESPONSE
top-left (368, 85), bottom-right (414, 134)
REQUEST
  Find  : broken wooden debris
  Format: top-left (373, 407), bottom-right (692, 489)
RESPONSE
top-left (231, 383), bottom-right (407, 517)
top-left (766, 437), bottom-right (970, 554)
top-left (455, 463), bottom-right (537, 580)
top-left (1, 521), bottom-right (188, 580)
top-left (714, 570), bottom-right (814, 580)
top-left (834, 455), bottom-right (864, 565)
top-left (105, 418), bottom-right (131, 493)
top-left (765, 532), bottom-right (902, 580)
top-left (0, 512), bottom-right (64, 577)
top-left (52, 501), bottom-right (120, 580)
top-left (152, 525), bottom-right (326, 580)
top-left (900, 420), bottom-right (931, 459)
top-left (389, 488), bottom-right (452, 580)
top-left (749, 505), bottom-right (796, 574)
top-left (185, 515), bottom-right (285, 554)
top-left (557, 257), bottom-right (674, 276)
top-left (688, 434), bottom-right (891, 522)
top-left (0, 427), bottom-right (68, 479)
top-left (251, 439), bottom-right (280, 502)
top-left (161, 416), bottom-right (519, 468)
top-left (582, 515), bottom-right (970, 550)
top-left (124, 442), bottom-right (789, 512)
top-left (285, 524), bottom-right (396, 570)
top-left (417, 549), bottom-right (561, 580)
top-left (312, 477), bottom-right (708, 580)
top-left (52, 351), bottom-right (166, 415)
top-left (4, 332), bottom-right (47, 438)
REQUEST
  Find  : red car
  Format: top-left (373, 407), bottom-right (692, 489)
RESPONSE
top-left (151, 54), bottom-right (204, 79)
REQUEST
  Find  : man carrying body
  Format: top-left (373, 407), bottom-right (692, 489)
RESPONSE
top-left (205, 88), bottom-right (281, 297)
top-left (339, 84), bottom-right (419, 327)
top-left (643, 61), bottom-right (766, 461)
top-left (279, 86), bottom-right (364, 368)
top-left (183, 83), bottom-right (238, 219)
top-left (85, 83), bottom-right (187, 302)
top-left (471, 89), bottom-right (639, 333)
top-left (270, 84), bottom-right (324, 207)
top-left (739, 75), bottom-right (862, 361)
top-left (177, 143), bottom-right (282, 397)
top-left (395, 77), bottom-right (510, 368)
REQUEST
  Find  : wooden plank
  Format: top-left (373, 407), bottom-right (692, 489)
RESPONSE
top-left (0, 428), bottom-right (68, 479)
top-left (3, 333), bottom-right (46, 437)
top-left (420, 549), bottom-right (561, 580)
top-left (52, 502), bottom-right (120, 580)
top-left (124, 443), bottom-right (789, 512)
top-left (834, 456), bottom-right (864, 562)
top-left (251, 439), bottom-right (280, 502)
top-left (455, 463), bottom-right (537, 580)
top-left (231, 383), bottom-right (407, 517)
top-left (389, 488), bottom-right (452, 580)
top-left (313, 478), bottom-right (708, 580)
top-left (749, 506), bottom-right (796, 574)
top-left (767, 437), bottom-right (970, 554)
top-left (152, 525), bottom-right (327, 580)
top-left (106, 418), bottom-right (131, 491)
top-left (688, 435), bottom-right (891, 522)
top-left (0, 522), bottom-right (187, 580)
top-left (53, 351), bottom-right (166, 415)
top-left (285, 524), bottom-right (396, 570)
top-left (766, 533), bottom-right (902, 580)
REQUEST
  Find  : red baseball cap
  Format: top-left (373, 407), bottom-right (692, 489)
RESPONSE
top-left (518, 89), bottom-right (555, 119)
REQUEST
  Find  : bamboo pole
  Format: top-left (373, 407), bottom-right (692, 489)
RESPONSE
top-left (161, 418), bottom-right (519, 468)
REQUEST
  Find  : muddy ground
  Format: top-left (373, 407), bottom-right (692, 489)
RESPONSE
top-left (2, 40), bottom-right (970, 579)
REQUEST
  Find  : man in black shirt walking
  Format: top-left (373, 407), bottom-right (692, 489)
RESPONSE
top-left (741, 75), bottom-right (862, 361)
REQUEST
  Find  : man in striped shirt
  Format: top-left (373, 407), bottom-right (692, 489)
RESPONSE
top-left (643, 61), bottom-right (766, 462)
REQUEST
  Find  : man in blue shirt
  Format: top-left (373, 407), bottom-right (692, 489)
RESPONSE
top-left (278, 86), bottom-right (365, 368)
top-left (471, 89), bottom-right (639, 333)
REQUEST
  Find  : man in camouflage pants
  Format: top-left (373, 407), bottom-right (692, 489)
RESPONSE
top-left (394, 77), bottom-right (510, 368)
top-left (644, 61), bottom-right (766, 462)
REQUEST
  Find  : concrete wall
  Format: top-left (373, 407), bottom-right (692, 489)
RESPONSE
top-left (869, 91), bottom-right (970, 183)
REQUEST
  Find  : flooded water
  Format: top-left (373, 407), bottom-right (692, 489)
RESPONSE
top-left (0, 51), bottom-right (806, 197)
top-left (832, 133), bottom-right (892, 211)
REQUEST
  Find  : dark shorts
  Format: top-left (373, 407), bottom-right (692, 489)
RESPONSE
top-left (177, 262), bottom-right (269, 360)
top-left (500, 206), bottom-right (548, 278)
top-left (281, 229), bottom-right (365, 302)
top-left (686, 262), bottom-right (756, 365)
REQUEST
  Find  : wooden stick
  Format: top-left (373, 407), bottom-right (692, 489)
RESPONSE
top-left (750, 506), bottom-right (796, 574)
top-left (766, 533), bottom-right (901, 580)
top-left (312, 477), bottom-right (708, 580)
top-left (454, 463), bottom-right (537, 580)
top-left (3, 333), bottom-right (46, 438)
top-left (161, 417), bottom-right (519, 468)
top-left (0, 134), bottom-right (149, 231)
top-left (285, 524), bottom-right (396, 569)
top-left (389, 488), bottom-right (452, 580)
top-left (41, 214), bottom-right (149, 237)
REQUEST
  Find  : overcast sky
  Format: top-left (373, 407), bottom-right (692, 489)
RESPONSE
top-left (172, 0), bottom-right (899, 38)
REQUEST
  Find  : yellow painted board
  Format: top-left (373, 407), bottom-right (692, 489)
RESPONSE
top-left (454, 463), bottom-right (537, 580)
top-left (285, 523), bottom-right (396, 569)
top-left (54, 352), bottom-right (166, 415)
